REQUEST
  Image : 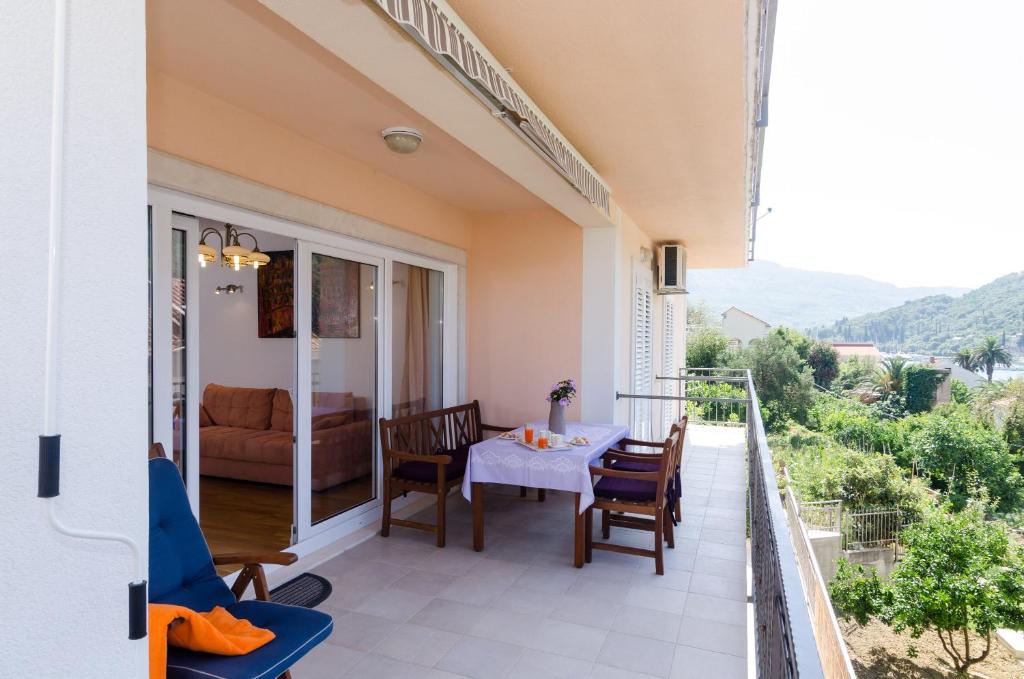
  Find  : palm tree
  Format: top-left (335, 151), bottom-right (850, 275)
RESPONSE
top-left (953, 348), bottom-right (978, 373)
top-left (972, 337), bottom-right (1013, 382)
top-left (865, 356), bottom-right (908, 396)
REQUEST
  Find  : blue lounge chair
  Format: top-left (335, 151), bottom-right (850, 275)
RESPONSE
top-left (149, 457), bottom-right (333, 678)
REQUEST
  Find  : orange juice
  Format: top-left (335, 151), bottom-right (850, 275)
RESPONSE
top-left (524, 426), bottom-right (534, 444)
top-left (537, 433), bottom-right (548, 449)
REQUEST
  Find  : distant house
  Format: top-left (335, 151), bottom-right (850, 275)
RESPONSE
top-left (721, 306), bottom-right (771, 348)
top-left (927, 356), bottom-right (985, 389)
top-left (831, 342), bottom-right (882, 364)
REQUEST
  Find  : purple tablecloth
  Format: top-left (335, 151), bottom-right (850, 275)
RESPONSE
top-left (461, 422), bottom-right (629, 512)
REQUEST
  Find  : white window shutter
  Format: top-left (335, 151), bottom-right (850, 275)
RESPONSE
top-left (662, 299), bottom-right (676, 437)
top-left (632, 269), bottom-right (654, 439)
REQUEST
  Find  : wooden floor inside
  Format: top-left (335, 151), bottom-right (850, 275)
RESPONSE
top-left (200, 475), bottom-right (374, 574)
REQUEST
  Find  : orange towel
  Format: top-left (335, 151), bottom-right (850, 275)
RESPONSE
top-left (149, 603), bottom-right (276, 679)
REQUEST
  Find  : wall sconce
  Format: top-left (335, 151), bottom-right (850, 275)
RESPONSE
top-left (198, 223), bottom-right (271, 271)
top-left (214, 285), bottom-right (244, 296)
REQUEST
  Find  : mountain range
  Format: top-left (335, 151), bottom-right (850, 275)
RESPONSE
top-left (687, 261), bottom-right (968, 329)
top-left (811, 272), bottom-right (1024, 355)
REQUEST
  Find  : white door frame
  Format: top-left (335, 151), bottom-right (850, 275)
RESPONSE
top-left (148, 186), bottom-right (459, 555)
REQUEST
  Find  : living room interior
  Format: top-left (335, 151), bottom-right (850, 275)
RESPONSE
top-left (160, 209), bottom-right (448, 565)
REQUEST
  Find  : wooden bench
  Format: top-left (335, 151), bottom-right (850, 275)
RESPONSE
top-left (379, 401), bottom-right (516, 547)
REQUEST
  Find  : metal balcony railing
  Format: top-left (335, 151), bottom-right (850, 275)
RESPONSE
top-left (618, 368), bottom-right (852, 679)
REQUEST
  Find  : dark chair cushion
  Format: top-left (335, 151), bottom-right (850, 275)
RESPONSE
top-left (594, 475), bottom-right (658, 502)
top-left (166, 600), bottom-right (333, 679)
top-left (393, 443), bottom-right (470, 483)
top-left (149, 457), bottom-right (235, 611)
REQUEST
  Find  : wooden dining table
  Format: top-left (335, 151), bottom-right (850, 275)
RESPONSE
top-left (460, 421), bottom-right (629, 565)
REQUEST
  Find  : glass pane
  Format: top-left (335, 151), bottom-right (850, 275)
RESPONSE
top-left (310, 253), bottom-right (377, 524)
top-left (391, 263), bottom-right (444, 418)
top-left (171, 228), bottom-right (187, 478)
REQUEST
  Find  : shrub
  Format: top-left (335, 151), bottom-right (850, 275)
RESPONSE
top-left (949, 378), bottom-right (972, 405)
top-left (773, 426), bottom-right (932, 521)
top-left (901, 364), bottom-right (946, 414)
top-left (684, 381), bottom-right (747, 423)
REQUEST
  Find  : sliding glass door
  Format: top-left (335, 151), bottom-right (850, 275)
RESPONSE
top-left (152, 186), bottom-right (459, 551)
top-left (297, 243), bottom-right (382, 536)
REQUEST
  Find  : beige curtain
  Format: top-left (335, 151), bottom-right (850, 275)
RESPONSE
top-left (399, 267), bottom-right (430, 416)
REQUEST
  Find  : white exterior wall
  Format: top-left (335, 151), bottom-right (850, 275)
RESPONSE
top-left (721, 308), bottom-right (770, 347)
top-left (0, 2), bottom-right (148, 676)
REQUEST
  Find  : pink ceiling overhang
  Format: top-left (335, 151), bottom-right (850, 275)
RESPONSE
top-left (371, 0), bottom-right (611, 216)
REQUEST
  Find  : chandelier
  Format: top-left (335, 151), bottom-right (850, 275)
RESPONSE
top-left (197, 223), bottom-right (271, 271)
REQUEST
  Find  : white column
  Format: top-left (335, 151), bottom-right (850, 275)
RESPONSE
top-left (0, 1), bottom-right (148, 676)
top-left (581, 226), bottom-right (621, 423)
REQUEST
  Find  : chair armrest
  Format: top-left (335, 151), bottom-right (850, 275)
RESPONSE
top-left (212, 551), bottom-right (298, 567)
top-left (481, 423), bottom-right (515, 432)
top-left (384, 449), bottom-right (454, 465)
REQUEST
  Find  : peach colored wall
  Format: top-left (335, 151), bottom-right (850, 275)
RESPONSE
top-left (468, 209), bottom-right (583, 427)
top-left (147, 71), bottom-right (474, 250)
top-left (147, 71), bottom-right (586, 427)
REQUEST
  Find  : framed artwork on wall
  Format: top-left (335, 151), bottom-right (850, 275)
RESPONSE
top-left (257, 251), bottom-right (295, 338)
top-left (312, 254), bottom-right (360, 338)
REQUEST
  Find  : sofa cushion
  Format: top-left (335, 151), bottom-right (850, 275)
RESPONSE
top-left (271, 389), bottom-right (293, 433)
top-left (393, 444), bottom-right (470, 483)
top-left (198, 404), bottom-right (213, 428)
top-left (312, 411), bottom-right (353, 430)
top-left (200, 426), bottom-right (277, 461)
top-left (243, 430), bottom-right (294, 467)
top-left (203, 384), bottom-right (275, 430)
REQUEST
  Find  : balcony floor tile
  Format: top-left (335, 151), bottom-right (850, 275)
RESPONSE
top-left (292, 424), bottom-right (750, 679)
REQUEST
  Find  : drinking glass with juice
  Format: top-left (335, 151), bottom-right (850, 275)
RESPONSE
top-left (537, 431), bottom-right (548, 449)
top-left (524, 425), bottom-right (534, 444)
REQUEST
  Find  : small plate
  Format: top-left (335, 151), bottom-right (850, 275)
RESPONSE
top-left (497, 431), bottom-right (519, 440)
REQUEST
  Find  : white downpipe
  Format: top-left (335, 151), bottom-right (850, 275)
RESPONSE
top-left (42, 0), bottom-right (144, 586)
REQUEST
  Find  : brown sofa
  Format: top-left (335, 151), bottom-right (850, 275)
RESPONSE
top-left (199, 384), bottom-right (372, 491)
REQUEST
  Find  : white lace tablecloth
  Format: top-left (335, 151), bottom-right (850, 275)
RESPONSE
top-left (461, 422), bottom-right (629, 512)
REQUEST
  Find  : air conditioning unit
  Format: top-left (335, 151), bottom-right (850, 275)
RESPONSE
top-left (657, 244), bottom-right (687, 294)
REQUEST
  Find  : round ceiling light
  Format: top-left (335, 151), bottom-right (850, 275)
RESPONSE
top-left (381, 127), bottom-right (423, 154)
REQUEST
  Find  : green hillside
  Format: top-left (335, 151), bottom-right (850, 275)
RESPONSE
top-left (811, 272), bottom-right (1024, 355)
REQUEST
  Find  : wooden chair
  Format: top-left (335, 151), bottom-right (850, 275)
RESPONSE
top-left (149, 441), bottom-right (167, 460)
top-left (582, 426), bottom-right (681, 574)
top-left (602, 417), bottom-right (688, 540)
top-left (379, 400), bottom-right (514, 547)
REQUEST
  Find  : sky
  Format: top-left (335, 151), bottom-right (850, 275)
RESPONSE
top-left (756, 1), bottom-right (1024, 289)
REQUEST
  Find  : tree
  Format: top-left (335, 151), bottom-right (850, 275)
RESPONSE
top-left (953, 348), bottom-right (978, 373)
top-left (830, 507), bottom-right (1024, 675)
top-left (745, 333), bottom-right (815, 431)
top-left (835, 357), bottom-right (875, 392)
top-left (972, 336), bottom-right (1013, 382)
top-left (686, 326), bottom-right (730, 369)
top-left (865, 356), bottom-right (909, 397)
top-left (807, 341), bottom-right (840, 389)
top-left (769, 326), bottom-right (812, 360)
top-left (1004, 401), bottom-right (1024, 454)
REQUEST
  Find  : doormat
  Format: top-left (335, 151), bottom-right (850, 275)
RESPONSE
top-left (269, 572), bottom-right (333, 609)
